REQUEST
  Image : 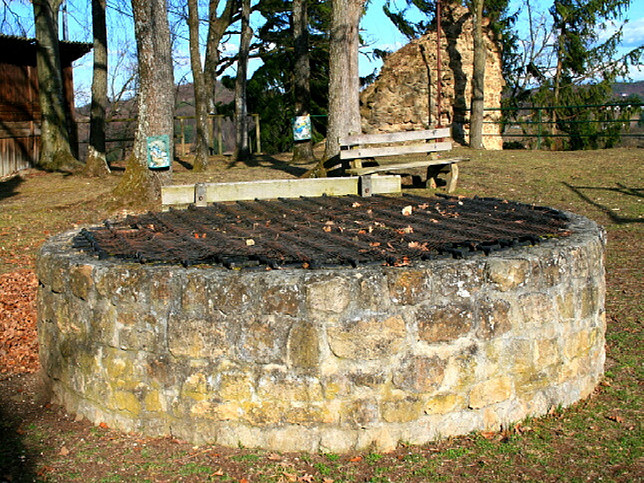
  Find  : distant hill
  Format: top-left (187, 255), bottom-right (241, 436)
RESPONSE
top-left (75, 82), bottom-right (235, 161)
top-left (612, 81), bottom-right (644, 100)
top-left (76, 81), bottom-right (234, 119)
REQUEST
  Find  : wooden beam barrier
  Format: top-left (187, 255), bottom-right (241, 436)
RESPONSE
top-left (161, 176), bottom-right (401, 208)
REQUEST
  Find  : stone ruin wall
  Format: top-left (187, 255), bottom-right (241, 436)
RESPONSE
top-left (360, 5), bottom-right (505, 150)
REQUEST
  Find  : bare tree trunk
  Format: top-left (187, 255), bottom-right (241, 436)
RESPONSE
top-left (552, 25), bottom-right (565, 139)
top-left (469, 0), bottom-right (485, 149)
top-left (324, 0), bottom-right (363, 161)
top-left (204, 0), bottom-right (237, 117)
top-left (84, 0), bottom-right (110, 177)
top-left (32, 0), bottom-right (80, 172)
top-left (187, 0), bottom-right (210, 171)
top-left (114, 0), bottom-right (174, 203)
top-left (234, 0), bottom-right (252, 161)
top-left (292, 0), bottom-right (314, 163)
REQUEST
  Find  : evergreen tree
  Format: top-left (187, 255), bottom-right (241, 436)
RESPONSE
top-left (538, 0), bottom-right (642, 148)
top-left (237, 0), bottom-right (331, 155)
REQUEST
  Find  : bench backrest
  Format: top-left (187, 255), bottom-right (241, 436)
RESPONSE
top-left (339, 127), bottom-right (452, 160)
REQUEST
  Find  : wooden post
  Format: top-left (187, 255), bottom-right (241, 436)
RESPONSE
top-left (180, 118), bottom-right (186, 156)
top-left (208, 116), bottom-right (214, 153)
top-left (217, 116), bottom-right (223, 155)
top-left (254, 113), bottom-right (261, 154)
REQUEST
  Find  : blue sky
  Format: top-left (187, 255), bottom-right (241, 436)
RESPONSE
top-left (1, 0), bottom-right (643, 100)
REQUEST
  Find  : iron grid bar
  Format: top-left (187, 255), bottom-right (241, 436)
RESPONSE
top-left (73, 195), bottom-right (571, 269)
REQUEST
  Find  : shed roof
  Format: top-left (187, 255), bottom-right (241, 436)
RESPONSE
top-left (0, 34), bottom-right (92, 66)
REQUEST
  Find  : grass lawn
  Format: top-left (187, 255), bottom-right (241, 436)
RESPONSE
top-left (0, 147), bottom-right (642, 482)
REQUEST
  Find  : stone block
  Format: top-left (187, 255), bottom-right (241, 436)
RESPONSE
top-left (148, 268), bottom-right (179, 313)
top-left (95, 266), bottom-right (148, 305)
top-left (117, 313), bottom-right (163, 352)
top-left (327, 314), bottom-right (406, 360)
top-left (167, 312), bottom-right (229, 359)
top-left (319, 428), bottom-right (358, 453)
top-left (237, 315), bottom-right (292, 364)
top-left (180, 273), bottom-right (208, 314)
top-left (181, 372), bottom-right (211, 402)
top-left (381, 396), bottom-right (424, 423)
top-left (357, 273), bottom-right (392, 309)
top-left (69, 264), bottom-right (94, 300)
top-left (424, 393), bottom-right (465, 415)
top-left (348, 369), bottom-right (390, 388)
top-left (536, 254), bottom-right (565, 288)
top-left (262, 284), bottom-right (301, 316)
top-left (143, 390), bottom-right (163, 412)
top-left (431, 260), bottom-right (484, 299)
top-left (265, 426), bottom-right (319, 453)
top-left (218, 372), bottom-right (254, 401)
top-left (536, 338), bottom-right (562, 369)
top-left (288, 322), bottom-right (320, 369)
top-left (113, 390), bottom-right (141, 415)
top-left (469, 377), bottom-right (513, 409)
top-left (257, 370), bottom-right (323, 404)
top-left (517, 292), bottom-right (556, 329)
top-left (486, 258), bottom-right (529, 292)
top-left (341, 398), bottom-right (380, 428)
top-left (441, 344), bottom-right (479, 390)
top-left (393, 355), bottom-right (446, 393)
top-left (417, 302), bottom-right (473, 344)
top-left (580, 283), bottom-right (600, 319)
top-left (306, 277), bottom-right (352, 313)
top-left (355, 426), bottom-right (400, 453)
top-left (556, 286), bottom-right (576, 320)
top-left (387, 269), bottom-right (430, 305)
top-left (476, 298), bottom-right (511, 340)
top-left (209, 272), bottom-right (250, 313)
top-left (563, 330), bottom-right (591, 361)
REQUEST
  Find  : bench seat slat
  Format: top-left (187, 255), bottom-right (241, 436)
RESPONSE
top-left (340, 141), bottom-right (452, 160)
top-left (340, 127), bottom-right (450, 146)
top-left (346, 157), bottom-right (469, 176)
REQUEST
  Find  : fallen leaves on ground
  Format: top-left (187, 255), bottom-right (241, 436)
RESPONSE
top-left (0, 269), bottom-right (39, 375)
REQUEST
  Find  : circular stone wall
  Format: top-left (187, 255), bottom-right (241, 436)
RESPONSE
top-left (37, 212), bottom-right (606, 453)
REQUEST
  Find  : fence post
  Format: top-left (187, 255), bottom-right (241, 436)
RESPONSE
top-left (536, 109), bottom-right (542, 150)
top-left (180, 118), bottom-right (186, 156)
top-left (217, 116), bottom-right (223, 155)
top-left (254, 114), bottom-right (261, 154)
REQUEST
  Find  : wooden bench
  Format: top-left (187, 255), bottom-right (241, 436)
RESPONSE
top-left (340, 127), bottom-right (467, 193)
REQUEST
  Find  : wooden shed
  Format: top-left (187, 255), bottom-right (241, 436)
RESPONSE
top-left (0, 34), bottom-right (91, 177)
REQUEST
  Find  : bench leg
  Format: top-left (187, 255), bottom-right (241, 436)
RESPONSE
top-left (425, 165), bottom-right (442, 189)
top-left (446, 163), bottom-right (459, 193)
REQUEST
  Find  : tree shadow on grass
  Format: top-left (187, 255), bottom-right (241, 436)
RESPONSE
top-left (0, 176), bottom-right (24, 203)
top-left (224, 154), bottom-right (311, 178)
top-left (562, 182), bottom-right (643, 224)
top-left (0, 377), bottom-right (38, 482)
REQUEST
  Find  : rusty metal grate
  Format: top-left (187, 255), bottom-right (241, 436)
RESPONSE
top-left (73, 194), bottom-right (571, 269)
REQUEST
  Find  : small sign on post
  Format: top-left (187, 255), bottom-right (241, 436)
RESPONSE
top-left (147, 135), bottom-right (171, 169)
top-left (292, 115), bottom-right (311, 142)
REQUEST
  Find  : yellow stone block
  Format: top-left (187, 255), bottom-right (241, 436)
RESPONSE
top-left (144, 390), bottom-right (162, 412)
top-left (381, 397), bottom-right (423, 423)
top-left (424, 393), bottom-right (465, 415)
top-left (469, 377), bottom-right (513, 409)
top-left (219, 373), bottom-right (253, 401)
top-left (105, 356), bottom-right (127, 380)
top-left (113, 391), bottom-right (141, 415)
top-left (563, 330), bottom-right (590, 360)
top-left (536, 338), bottom-right (561, 367)
top-left (182, 373), bottom-right (210, 402)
